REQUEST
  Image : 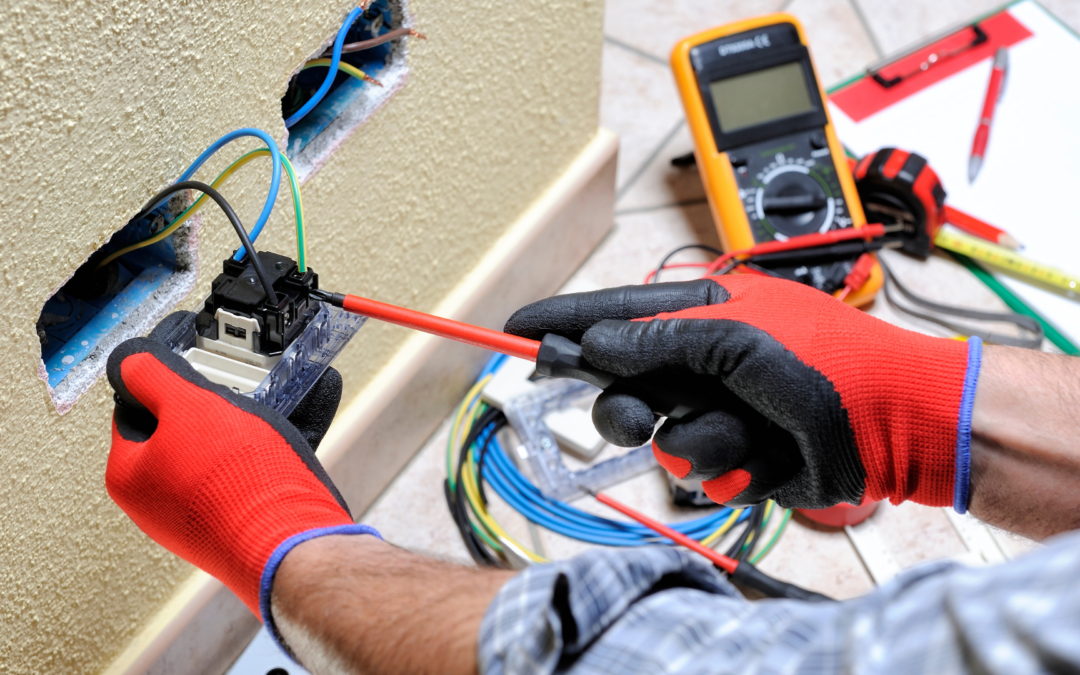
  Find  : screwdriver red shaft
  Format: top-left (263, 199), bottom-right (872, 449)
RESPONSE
top-left (324, 292), bottom-right (543, 362)
top-left (591, 490), bottom-right (739, 574)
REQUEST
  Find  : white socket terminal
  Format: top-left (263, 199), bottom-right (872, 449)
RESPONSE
top-left (185, 308), bottom-right (282, 394)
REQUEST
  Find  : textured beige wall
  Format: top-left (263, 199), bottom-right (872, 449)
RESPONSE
top-left (0, 0), bottom-right (603, 671)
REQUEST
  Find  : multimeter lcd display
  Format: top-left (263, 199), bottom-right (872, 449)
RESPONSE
top-left (708, 61), bottom-right (814, 133)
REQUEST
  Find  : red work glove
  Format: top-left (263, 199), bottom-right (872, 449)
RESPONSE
top-left (505, 277), bottom-right (981, 511)
top-left (105, 327), bottom-right (379, 641)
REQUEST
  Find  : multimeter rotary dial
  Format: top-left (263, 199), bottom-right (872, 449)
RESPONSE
top-left (732, 131), bottom-right (854, 243)
top-left (755, 163), bottom-right (831, 237)
top-left (743, 154), bottom-right (849, 240)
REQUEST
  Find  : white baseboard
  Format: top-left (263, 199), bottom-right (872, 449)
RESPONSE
top-left (101, 128), bottom-right (618, 675)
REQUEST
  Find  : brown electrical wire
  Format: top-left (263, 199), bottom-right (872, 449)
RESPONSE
top-left (322, 28), bottom-right (426, 57)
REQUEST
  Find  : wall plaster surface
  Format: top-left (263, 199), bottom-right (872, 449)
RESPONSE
top-left (0, 0), bottom-right (603, 671)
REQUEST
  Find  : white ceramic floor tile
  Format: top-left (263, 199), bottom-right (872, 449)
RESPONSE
top-left (758, 513), bottom-right (876, 599)
top-left (1039, 0), bottom-right (1080, 33)
top-left (852, 0), bottom-right (1006, 56)
top-left (600, 42), bottom-right (686, 190)
top-left (603, 0), bottom-right (789, 61)
top-left (615, 122), bottom-right (708, 212)
top-left (787, 0), bottom-right (882, 87)
top-left (361, 415), bottom-right (476, 565)
top-left (568, 202), bottom-right (723, 291)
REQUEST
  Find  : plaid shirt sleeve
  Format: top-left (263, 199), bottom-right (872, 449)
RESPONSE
top-left (478, 530), bottom-right (1080, 675)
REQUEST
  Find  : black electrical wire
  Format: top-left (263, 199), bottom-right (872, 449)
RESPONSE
top-left (651, 244), bottom-right (724, 284)
top-left (449, 407), bottom-right (507, 567)
top-left (725, 503), bottom-right (765, 561)
top-left (741, 505), bottom-right (769, 562)
top-left (135, 181), bottom-right (279, 305)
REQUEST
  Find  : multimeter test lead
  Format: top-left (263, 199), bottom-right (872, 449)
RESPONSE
top-left (703, 222), bottom-right (901, 276)
top-left (585, 487), bottom-right (831, 601)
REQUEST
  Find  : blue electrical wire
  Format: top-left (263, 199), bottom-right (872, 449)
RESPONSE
top-left (470, 354), bottom-right (749, 547)
top-left (284, 6), bottom-right (364, 128)
top-left (175, 128), bottom-right (283, 263)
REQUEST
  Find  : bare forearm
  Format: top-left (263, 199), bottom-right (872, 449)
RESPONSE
top-left (969, 345), bottom-right (1080, 539)
top-left (271, 535), bottom-right (515, 675)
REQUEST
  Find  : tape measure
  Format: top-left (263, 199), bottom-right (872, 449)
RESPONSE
top-left (853, 147), bottom-right (946, 259)
top-left (854, 147), bottom-right (1079, 298)
top-left (937, 229), bottom-right (1079, 297)
top-left (671, 13), bottom-right (880, 305)
top-left (852, 147), bottom-right (1048, 349)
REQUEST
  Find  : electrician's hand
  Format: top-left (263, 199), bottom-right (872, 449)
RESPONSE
top-left (505, 277), bottom-right (982, 511)
top-left (104, 315), bottom-right (378, 625)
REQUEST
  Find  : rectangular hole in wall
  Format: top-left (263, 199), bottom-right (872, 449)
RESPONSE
top-left (283, 0), bottom-right (414, 178)
top-left (37, 195), bottom-right (198, 413)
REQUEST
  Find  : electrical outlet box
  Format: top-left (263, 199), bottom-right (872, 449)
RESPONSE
top-left (38, 195), bottom-right (196, 404)
top-left (285, 0), bottom-right (414, 174)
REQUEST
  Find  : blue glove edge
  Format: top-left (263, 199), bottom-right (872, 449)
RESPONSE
top-left (953, 336), bottom-right (983, 514)
top-left (259, 524), bottom-right (383, 662)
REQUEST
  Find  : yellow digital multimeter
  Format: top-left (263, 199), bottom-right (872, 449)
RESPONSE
top-left (672, 14), bottom-right (882, 305)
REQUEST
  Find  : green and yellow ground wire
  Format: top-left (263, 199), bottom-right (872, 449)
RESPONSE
top-left (97, 149), bottom-right (307, 272)
top-left (301, 59), bottom-right (383, 88)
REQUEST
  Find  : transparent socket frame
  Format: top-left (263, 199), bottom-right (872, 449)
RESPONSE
top-left (502, 378), bottom-right (657, 501)
top-left (158, 302), bottom-right (365, 418)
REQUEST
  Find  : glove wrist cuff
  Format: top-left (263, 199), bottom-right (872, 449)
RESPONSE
top-left (952, 337), bottom-right (982, 514)
top-left (259, 524), bottom-right (383, 662)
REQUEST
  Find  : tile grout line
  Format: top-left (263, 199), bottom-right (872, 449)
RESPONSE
top-left (616, 198), bottom-right (709, 217)
top-left (847, 0), bottom-right (885, 59)
top-left (603, 35), bottom-right (668, 67)
top-left (616, 119), bottom-right (685, 202)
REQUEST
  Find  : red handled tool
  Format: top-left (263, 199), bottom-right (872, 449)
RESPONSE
top-left (311, 289), bottom-right (720, 421)
top-left (703, 223), bottom-right (895, 277)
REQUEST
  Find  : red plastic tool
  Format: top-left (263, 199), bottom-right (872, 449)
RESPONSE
top-left (591, 490), bottom-right (739, 573)
top-left (704, 223), bottom-right (892, 276)
top-left (317, 291), bottom-right (542, 362)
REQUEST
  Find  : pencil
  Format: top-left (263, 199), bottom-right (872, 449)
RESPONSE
top-left (944, 205), bottom-right (1022, 250)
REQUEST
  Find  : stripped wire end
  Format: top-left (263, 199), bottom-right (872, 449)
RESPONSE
top-left (409, 29), bottom-right (427, 40)
top-left (364, 73), bottom-right (385, 87)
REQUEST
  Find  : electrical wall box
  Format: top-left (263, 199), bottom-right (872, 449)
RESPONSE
top-left (155, 251), bottom-right (365, 417)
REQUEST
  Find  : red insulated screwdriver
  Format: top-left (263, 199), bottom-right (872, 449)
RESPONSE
top-left (311, 289), bottom-right (722, 423)
top-left (314, 291), bottom-right (543, 362)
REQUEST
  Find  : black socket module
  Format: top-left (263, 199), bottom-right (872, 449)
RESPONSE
top-left (195, 251), bottom-right (319, 356)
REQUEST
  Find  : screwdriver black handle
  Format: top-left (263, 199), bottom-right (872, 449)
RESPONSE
top-left (534, 333), bottom-right (715, 420)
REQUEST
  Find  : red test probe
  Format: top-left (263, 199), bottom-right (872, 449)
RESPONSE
top-left (703, 223), bottom-right (895, 276)
top-left (590, 489), bottom-right (831, 601)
